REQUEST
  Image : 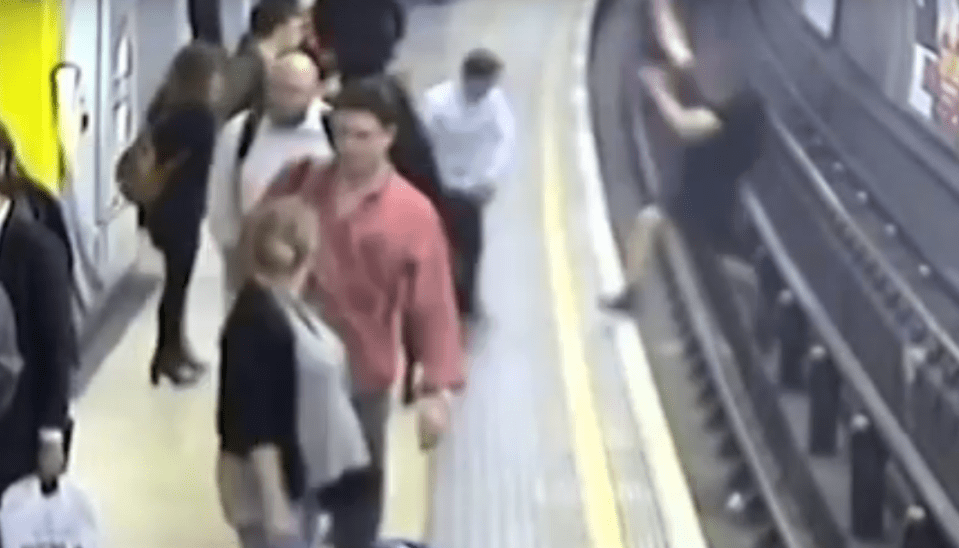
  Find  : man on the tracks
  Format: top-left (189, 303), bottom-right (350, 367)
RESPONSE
top-left (600, 35), bottom-right (766, 313)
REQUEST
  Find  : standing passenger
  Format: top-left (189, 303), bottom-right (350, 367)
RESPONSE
top-left (421, 49), bottom-right (516, 324)
top-left (217, 197), bottom-right (369, 548)
top-left (223, 0), bottom-right (305, 119)
top-left (208, 50), bottom-right (333, 308)
top-left (319, 0), bottom-right (406, 81)
top-left (188, 0), bottom-right (223, 45)
top-left (146, 42), bottom-right (224, 387)
top-left (0, 123), bottom-right (76, 497)
top-left (264, 78), bottom-right (465, 548)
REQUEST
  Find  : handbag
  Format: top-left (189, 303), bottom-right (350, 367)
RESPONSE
top-left (0, 476), bottom-right (100, 548)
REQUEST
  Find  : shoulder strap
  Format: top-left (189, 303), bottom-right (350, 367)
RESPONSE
top-left (286, 158), bottom-right (315, 195)
top-left (236, 108), bottom-right (262, 163)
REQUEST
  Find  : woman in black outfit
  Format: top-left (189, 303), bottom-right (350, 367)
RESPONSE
top-left (217, 197), bottom-right (368, 548)
top-left (146, 42), bottom-right (224, 387)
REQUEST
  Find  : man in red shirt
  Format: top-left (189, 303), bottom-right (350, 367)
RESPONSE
top-left (263, 77), bottom-right (464, 548)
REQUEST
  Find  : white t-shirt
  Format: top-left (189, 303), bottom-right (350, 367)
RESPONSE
top-left (207, 98), bottom-right (333, 249)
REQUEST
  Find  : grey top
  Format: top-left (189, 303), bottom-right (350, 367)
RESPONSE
top-left (274, 290), bottom-right (370, 491)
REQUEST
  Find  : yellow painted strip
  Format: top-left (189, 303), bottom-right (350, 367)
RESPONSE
top-left (541, 15), bottom-right (627, 548)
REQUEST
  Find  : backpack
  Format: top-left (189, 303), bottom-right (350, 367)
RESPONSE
top-left (0, 284), bottom-right (22, 418)
top-left (115, 118), bottom-right (188, 207)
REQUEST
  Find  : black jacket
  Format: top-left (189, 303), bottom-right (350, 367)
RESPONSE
top-left (0, 211), bottom-right (76, 492)
top-left (322, 0), bottom-right (405, 77)
top-left (146, 104), bottom-right (217, 251)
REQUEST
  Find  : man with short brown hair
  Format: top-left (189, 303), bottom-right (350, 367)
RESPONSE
top-left (265, 77), bottom-right (464, 548)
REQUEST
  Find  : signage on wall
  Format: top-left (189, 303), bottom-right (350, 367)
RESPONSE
top-left (907, 0), bottom-right (959, 142)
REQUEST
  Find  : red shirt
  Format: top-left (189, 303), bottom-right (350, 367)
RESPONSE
top-left (268, 161), bottom-right (464, 393)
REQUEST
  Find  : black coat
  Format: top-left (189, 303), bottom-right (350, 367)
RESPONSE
top-left (0, 210), bottom-right (76, 492)
top-left (145, 104), bottom-right (217, 253)
top-left (322, 0), bottom-right (405, 78)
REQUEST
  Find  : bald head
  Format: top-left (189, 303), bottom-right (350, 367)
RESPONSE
top-left (266, 51), bottom-right (320, 122)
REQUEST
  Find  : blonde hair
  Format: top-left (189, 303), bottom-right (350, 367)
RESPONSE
top-left (241, 196), bottom-right (319, 285)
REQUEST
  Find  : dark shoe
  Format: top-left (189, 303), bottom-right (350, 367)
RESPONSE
top-left (600, 286), bottom-right (637, 313)
top-left (149, 348), bottom-right (205, 388)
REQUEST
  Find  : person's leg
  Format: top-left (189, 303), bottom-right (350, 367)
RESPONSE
top-left (458, 197), bottom-right (483, 320)
top-left (328, 392), bottom-right (391, 548)
top-left (152, 237), bottom-right (204, 386)
top-left (188, 0), bottom-right (223, 45)
top-left (601, 204), bottom-right (666, 311)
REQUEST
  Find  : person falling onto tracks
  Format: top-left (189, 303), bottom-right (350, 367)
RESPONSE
top-left (600, 35), bottom-right (766, 313)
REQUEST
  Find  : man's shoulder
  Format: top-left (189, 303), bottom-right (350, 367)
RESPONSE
top-left (386, 175), bottom-right (440, 221)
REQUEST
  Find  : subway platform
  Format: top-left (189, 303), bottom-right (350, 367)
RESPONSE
top-left (64, 0), bottom-right (705, 546)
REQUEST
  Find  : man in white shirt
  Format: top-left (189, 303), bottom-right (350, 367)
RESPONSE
top-left (421, 48), bottom-right (516, 322)
top-left (207, 50), bottom-right (334, 307)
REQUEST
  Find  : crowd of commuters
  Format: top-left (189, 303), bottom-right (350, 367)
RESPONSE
top-left (0, 0), bottom-right (520, 546)
top-left (0, 0), bottom-right (766, 544)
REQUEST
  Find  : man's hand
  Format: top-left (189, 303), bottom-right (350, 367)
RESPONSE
top-left (418, 390), bottom-right (453, 450)
top-left (38, 435), bottom-right (65, 483)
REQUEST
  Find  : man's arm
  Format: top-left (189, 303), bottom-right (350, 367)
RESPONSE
top-left (641, 66), bottom-right (721, 142)
top-left (650, 0), bottom-right (694, 69)
top-left (30, 231), bottom-right (76, 437)
top-left (405, 205), bottom-right (465, 393)
top-left (206, 113), bottom-right (247, 250)
top-left (480, 89), bottom-right (516, 186)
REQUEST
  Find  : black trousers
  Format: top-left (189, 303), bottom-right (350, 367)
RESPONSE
top-left (318, 393), bottom-right (390, 548)
top-left (676, 216), bottom-right (757, 383)
top-left (156, 237), bottom-right (199, 353)
top-left (188, 0), bottom-right (222, 45)
top-left (445, 190), bottom-right (483, 317)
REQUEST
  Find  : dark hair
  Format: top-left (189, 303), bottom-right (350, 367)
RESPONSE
top-left (160, 41), bottom-right (225, 108)
top-left (0, 122), bottom-right (30, 197)
top-left (330, 77), bottom-right (399, 127)
top-left (251, 0), bottom-right (300, 39)
top-left (462, 48), bottom-right (503, 79)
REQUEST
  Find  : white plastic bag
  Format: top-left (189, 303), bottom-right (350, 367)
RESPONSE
top-left (0, 476), bottom-right (100, 548)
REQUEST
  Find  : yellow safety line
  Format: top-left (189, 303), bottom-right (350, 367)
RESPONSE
top-left (541, 12), bottom-right (627, 548)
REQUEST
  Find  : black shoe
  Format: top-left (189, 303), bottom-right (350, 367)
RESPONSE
top-left (149, 348), bottom-right (206, 388)
top-left (600, 286), bottom-right (636, 313)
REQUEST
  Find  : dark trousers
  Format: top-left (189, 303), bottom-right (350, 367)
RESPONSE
top-left (318, 392), bottom-right (390, 548)
top-left (445, 190), bottom-right (484, 317)
top-left (676, 217), bottom-right (757, 382)
top-left (188, 0), bottom-right (222, 45)
top-left (157, 238), bottom-right (199, 353)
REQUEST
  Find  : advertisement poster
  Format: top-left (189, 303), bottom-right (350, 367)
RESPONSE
top-left (908, 0), bottom-right (959, 141)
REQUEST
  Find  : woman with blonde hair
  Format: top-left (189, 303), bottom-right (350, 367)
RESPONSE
top-left (216, 196), bottom-right (369, 548)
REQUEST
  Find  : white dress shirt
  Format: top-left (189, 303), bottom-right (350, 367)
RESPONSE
top-left (421, 80), bottom-right (516, 193)
top-left (207, 98), bottom-right (333, 250)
